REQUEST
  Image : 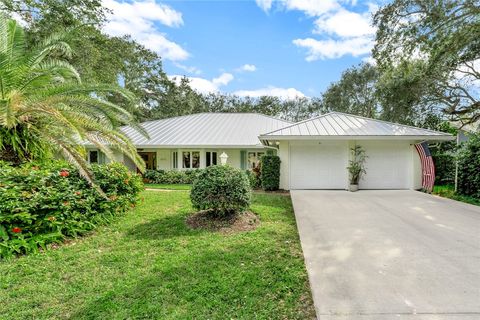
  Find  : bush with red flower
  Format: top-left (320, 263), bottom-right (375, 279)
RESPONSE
top-left (0, 160), bottom-right (143, 258)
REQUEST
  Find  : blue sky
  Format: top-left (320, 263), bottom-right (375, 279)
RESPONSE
top-left (103, 0), bottom-right (381, 99)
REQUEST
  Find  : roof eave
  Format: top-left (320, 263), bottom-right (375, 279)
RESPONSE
top-left (259, 135), bottom-right (455, 142)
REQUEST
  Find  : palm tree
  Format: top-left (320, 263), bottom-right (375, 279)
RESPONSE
top-left (0, 17), bottom-right (145, 182)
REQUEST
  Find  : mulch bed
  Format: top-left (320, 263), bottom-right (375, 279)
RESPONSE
top-left (186, 210), bottom-right (260, 234)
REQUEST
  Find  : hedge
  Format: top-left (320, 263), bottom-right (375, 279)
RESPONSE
top-left (457, 133), bottom-right (480, 199)
top-left (0, 161), bottom-right (143, 258)
top-left (190, 165), bottom-right (251, 216)
top-left (260, 155), bottom-right (281, 191)
top-left (143, 169), bottom-right (202, 184)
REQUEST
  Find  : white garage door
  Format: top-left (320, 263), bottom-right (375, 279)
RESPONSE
top-left (360, 142), bottom-right (410, 189)
top-left (290, 141), bottom-right (347, 189)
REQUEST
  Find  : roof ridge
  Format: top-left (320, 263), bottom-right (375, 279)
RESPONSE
top-left (261, 112), bottom-right (334, 135)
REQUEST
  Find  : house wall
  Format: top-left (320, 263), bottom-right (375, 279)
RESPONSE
top-left (87, 147), bottom-right (266, 171)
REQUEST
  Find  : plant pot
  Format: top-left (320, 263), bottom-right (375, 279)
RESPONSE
top-left (349, 184), bottom-right (359, 192)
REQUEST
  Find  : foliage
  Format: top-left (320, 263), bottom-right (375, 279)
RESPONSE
top-left (0, 161), bottom-right (143, 258)
top-left (457, 133), bottom-right (480, 198)
top-left (347, 145), bottom-right (367, 185)
top-left (260, 155), bottom-right (281, 191)
top-left (190, 165), bottom-right (251, 216)
top-left (143, 169), bottom-right (202, 184)
top-left (322, 63), bottom-right (379, 118)
top-left (373, 0), bottom-right (480, 125)
top-left (433, 184), bottom-right (480, 207)
top-left (0, 191), bottom-right (315, 319)
top-left (0, 17), bottom-right (145, 184)
top-left (245, 168), bottom-right (262, 189)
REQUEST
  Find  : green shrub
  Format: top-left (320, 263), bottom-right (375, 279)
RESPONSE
top-left (245, 167), bottom-right (262, 189)
top-left (457, 133), bottom-right (480, 198)
top-left (0, 161), bottom-right (143, 258)
top-left (432, 153), bottom-right (456, 185)
top-left (260, 155), bottom-right (281, 191)
top-left (190, 165), bottom-right (251, 216)
top-left (143, 169), bottom-right (201, 184)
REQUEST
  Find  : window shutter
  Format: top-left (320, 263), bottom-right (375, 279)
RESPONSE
top-left (98, 151), bottom-right (106, 164)
top-left (240, 150), bottom-right (247, 170)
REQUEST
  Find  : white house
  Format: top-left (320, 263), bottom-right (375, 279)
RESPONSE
top-left (87, 112), bottom-right (454, 190)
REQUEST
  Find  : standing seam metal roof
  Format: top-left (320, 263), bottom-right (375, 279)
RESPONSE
top-left (260, 112), bottom-right (453, 138)
top-left (121, 113), bottom-right (292, 147)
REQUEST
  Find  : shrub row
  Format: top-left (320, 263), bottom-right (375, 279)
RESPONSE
top-left (457, 133), bottom-right (480, 199)
top-left (0, 161), bottom-right (143, 258)
top-left (143, 169), bottom-right (202, 184)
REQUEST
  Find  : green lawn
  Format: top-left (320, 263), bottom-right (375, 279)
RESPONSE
top-left (144, 183), bottom-right (192, 190)
top-left (0, 191), bottom-right (315, 319)
top-left (432, 184), bottom-right (480, 206)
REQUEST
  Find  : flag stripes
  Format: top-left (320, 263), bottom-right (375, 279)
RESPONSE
top-left (414, 142), bottom-right (435, 192)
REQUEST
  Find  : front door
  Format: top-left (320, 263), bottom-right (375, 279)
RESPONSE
top-left (138, 152), bottom-right (156, 170)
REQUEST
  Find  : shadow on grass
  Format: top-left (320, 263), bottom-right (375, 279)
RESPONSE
top-left (126, 212), bottom-right (206, 240)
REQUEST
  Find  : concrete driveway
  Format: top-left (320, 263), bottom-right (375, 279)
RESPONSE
top-left (291, 190), bottom-right (480, 320)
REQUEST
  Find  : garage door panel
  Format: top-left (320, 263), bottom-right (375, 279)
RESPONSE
top-left (290, 142), bottom-right (347, 189)
top-left (360, 142), bottom-right (410, 189)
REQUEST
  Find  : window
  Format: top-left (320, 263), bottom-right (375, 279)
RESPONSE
top-left (182, 151), bottom-right (200, 169)
top-left (172, 151), bottom-right (178, 169)
top-left (206, 151), bottom-right (217, 167)
top-left (248, 151), bottom-right (264, 169)
top-left (89, 151), bottom-right (98, 163)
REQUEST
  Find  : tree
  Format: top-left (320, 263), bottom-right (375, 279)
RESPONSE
top-left (321, 63), bottom-right (379, 118)
top-left (373, 0), bottom-right (480, 125)
top-left (0, 18), bottom-right (144, 182)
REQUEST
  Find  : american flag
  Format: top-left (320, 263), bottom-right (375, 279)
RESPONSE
top-left (414, 142), bottom-right (435, 192)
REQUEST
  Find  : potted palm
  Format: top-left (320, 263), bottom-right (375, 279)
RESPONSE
top-left (347, 145), bottom-right (367, 192)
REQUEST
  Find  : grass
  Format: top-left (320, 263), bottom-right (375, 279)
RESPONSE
top-left (0, 191), bottom-right (315, 319)
top-left (432, 184), bottom-right (480, 206)
top-left (144, 183), bottom-right (192, 190)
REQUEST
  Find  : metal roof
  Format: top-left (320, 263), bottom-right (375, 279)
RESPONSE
top-left (259, 112), bottom-right (454, 141)
top-left (121, 113), bottom-right (292, 147)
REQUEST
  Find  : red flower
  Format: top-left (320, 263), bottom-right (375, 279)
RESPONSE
top-left (59, 170), bottom-right (69, 177)
top-left (12, 227), bottom-right (22, 233)
top-left (75, 191), bottom-right (81, 196)
top-left (63, 201), bottom-right (70, 206)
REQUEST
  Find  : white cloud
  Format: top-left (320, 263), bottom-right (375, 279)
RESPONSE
top-left (255, 0), bottom-right (273, 12)
top-left (168, 73), bottom-right (234, 94)
top-left (313, 8), bottom-right (375, 37)
top-left (234, 86), bottom-right (306, 100)
top-left (282, 0), bottom-right (340, 16)
top-left (237, 64), bottom-right (257, 72)
top-left (212, 73), bottom-right (234, 86)
top-left (102, 0), bottom-right (189, 61)
top-left (293, 36), bottom-right (373, 60)
top-left (256, 0), bottom-right (378, 61)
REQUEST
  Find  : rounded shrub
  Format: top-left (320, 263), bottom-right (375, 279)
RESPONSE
top-left (260, 155), bottom-right (281, 191)
top-left (190, 165), bottom-right (251, 216)
top-left (457, 133), bottom-right (480, 198)
top-left (0, 160), bottom-right (143, 258)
